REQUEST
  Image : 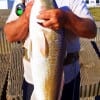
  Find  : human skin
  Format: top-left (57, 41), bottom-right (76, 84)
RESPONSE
top-left (4, 0), bottom-right (97, 42)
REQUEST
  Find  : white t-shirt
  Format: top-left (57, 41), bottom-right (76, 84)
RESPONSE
top-left (6, 0), bottom-right (93, 84)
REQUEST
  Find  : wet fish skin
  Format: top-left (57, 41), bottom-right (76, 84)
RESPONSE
top-left (28, 0), bottom-right (66, 100)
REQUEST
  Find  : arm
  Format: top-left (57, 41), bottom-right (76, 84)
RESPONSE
top-left (37, 0), bottom-right (97, 39)
top-left (4, 1), bottom-right (33, 42)
top-left (63, 10), bottom-right (97, 38)
top-left (37, 8), bottom-right (97, 39)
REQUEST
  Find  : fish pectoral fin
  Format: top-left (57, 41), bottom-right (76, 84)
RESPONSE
top-left (39, 32), bottom-right (49, 58)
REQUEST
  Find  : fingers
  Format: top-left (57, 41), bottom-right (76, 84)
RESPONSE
top-left (27, 0), bottom-right (34, 6)
top-left (37, 14), bottom-right (59, 30)
top-left (24, 1), bottom-right (33, 19)
top-left (43, 19), bottom-right (59, 29)
top-left (37, 9), bottom-right (63, 30)
top-left (37, 11), bottom-right (51, 21)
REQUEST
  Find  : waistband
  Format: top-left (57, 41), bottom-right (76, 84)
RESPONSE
top-left (63, 51), bottom-right (79, 66)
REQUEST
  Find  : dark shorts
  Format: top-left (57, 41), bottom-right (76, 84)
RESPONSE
top-left (22, 72), bottom-right (80, 100)
top-left (95, 96), bottom-right (100, 100)
top-left (22, 80), bottom-right (34, 100)
top-left (61, 72), bottom-right (80, 100)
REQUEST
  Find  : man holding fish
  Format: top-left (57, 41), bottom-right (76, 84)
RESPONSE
top-left (4, 0), bottom-right (97, 100)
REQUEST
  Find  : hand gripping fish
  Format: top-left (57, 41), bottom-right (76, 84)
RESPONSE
top-left (28, 0), bottom-right (66, 99)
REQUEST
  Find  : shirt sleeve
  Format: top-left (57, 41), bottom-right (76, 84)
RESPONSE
top-left (6, 0), bottom-right (23, 23)
top-left (70, 0), bottom-right (93, 20)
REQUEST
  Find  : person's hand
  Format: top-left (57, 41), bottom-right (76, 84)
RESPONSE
top-left (37, 9), bottom-right (65, 30)
top-left (24, 0), bottom-right (34, 21)
top-left (4, 1), bottom-right (34, 42)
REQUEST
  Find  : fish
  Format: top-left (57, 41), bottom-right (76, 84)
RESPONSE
top-left (28, 0), bottom-right (66, 99)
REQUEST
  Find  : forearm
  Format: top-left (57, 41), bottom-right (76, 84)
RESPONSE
top-left (4, 13), bottom-right (29, 42)
top-left (4, 1), bottom-right (33, 42)
top-left (63, 10), bottom-right (97, 38)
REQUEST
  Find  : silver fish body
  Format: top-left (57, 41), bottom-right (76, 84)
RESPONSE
top-left (28, 0), bottom-right (66, 99)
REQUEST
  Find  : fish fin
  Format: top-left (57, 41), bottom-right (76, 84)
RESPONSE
top-left (28, 40), bottom-right (32, 58)
top-left (58, 72), bottom-right (64, 100)
top-left (39, 32), bottom-right (49, 58)
top-left (23, 39), bottom-right (32, 61)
